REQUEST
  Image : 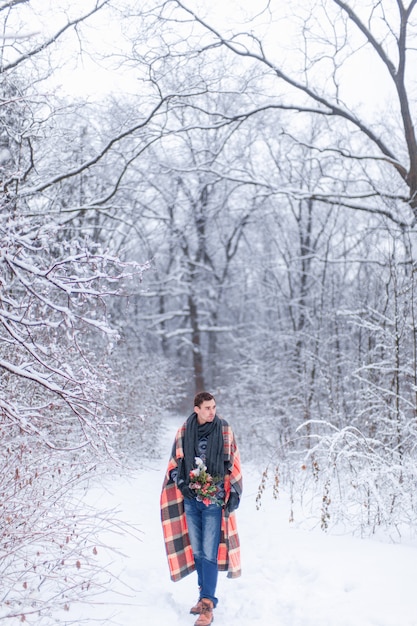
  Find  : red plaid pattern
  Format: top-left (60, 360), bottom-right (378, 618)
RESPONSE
top-left (160, 419), bottom-right (242, 582)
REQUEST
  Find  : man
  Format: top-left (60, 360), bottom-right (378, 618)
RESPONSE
top-left (160, 391), bottom-right (242, 626)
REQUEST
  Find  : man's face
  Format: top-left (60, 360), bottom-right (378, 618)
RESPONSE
top-left (195, 400), bottom-right (216, 425)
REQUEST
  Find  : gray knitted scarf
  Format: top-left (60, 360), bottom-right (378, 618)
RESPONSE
top-left (181, 413), bottom-right (225, 485)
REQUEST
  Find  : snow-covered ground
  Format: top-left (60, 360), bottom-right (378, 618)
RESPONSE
top-left (67, 416), bottom-right (417, 626)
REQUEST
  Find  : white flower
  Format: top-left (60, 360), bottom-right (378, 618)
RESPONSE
top-left (190, 457), bottom-right (207, 478)
top-left (194, 457), bottom-right (207, 472)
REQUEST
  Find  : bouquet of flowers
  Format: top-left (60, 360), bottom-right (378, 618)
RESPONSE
top-left (189, 457), bottom-right (224, 506)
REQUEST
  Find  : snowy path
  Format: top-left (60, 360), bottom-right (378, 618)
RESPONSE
top-left (68, 416), bottom-right (417, 626)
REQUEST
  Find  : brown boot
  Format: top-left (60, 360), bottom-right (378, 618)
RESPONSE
top-left (194, 599), bottom-right (214, 626)
top-left (190, 598), bottom-right (202, 615)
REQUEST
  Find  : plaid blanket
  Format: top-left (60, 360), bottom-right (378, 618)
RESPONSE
top-left (160, 418), bottom-right (243, 582)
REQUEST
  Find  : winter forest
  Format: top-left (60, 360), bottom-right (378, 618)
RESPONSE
top-left (2, 0), bottom-right (417, 622)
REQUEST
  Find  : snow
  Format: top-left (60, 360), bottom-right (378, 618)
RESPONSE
top-left (67, 416), bottom-right (417, 626)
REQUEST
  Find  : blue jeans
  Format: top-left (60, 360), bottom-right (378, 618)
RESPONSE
top-left (184, 498), bottom-right (222, 607)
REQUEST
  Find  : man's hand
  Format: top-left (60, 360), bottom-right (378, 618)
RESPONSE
top-left (179, 483), bottom-right (194, 499)
top-left (225, 492), bottom-right (240, 512)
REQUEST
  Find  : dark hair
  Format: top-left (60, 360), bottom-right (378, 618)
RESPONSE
top-left (194, 391), bottom-right (215, 408)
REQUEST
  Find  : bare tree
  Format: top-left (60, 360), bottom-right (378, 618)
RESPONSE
top-left (138, 0), bottom-right (416, 226)
top-left (0, 2), bottom-right (160, 620)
